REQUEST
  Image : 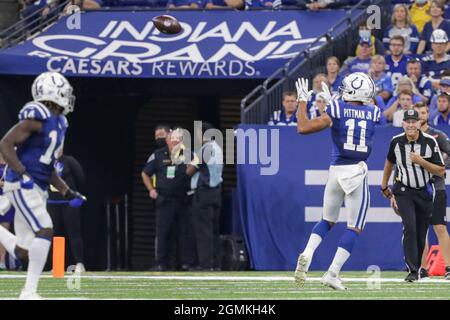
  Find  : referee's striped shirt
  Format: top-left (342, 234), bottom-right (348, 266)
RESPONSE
top-left (387, 131), bottom-right (445, 189)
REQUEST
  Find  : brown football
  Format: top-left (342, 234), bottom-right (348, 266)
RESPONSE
top-left (152, 15), bottom-right (183, 35)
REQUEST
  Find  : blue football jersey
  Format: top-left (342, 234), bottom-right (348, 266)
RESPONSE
top-left (421, 54), bottom-right (450, 80)
top-left (384, 55), bottom-right (409, 89)
top-left (326, 100), bottom-right (381, 165)
top-left (5, 102), bottom-right (68, 190)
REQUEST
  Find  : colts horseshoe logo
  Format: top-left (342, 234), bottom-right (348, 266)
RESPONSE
top-left (51, 75), bottom-right (65, 88)
top-left (351, 77), bottom-right (363, 90)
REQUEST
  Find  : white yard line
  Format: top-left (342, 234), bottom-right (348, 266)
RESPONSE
top-left (0, 274), bottom-right (449, 283)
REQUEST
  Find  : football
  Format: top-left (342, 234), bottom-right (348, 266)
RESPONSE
top-left (152, 15), bottom-right (183, 35)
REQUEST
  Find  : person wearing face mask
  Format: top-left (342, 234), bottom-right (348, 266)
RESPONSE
top-left (154, 124), bottom-right (170, 150)
top-left (354, 21), bottom-right (386, 57)
top-left (381, 109), bottom-right (446, 282)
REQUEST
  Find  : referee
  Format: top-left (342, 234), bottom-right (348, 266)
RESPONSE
top-left (381, 109), bottom-right (446, 282)
top-left (415, 103), bottom-right (450, 280)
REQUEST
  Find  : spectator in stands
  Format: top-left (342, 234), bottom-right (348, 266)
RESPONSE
top-left (410, 0), bottom-right (431, 34)
top-left (300, 0), bottom-right (348, 10)
top-left (406, 58), bottom-right (434, 104)
top-left (205, 0), bottom-right (244, 8)
top-left (63, 0), bottom-right (103, 12)
top-left (168, 0), bottom-right (201, 8)
top-left (383, 90), bottom-right (415, 126)
top-left (431, 93), bottom-right (450, 124)
top-left (268, 91), bottom-right (298, 126)
top-left (20, 0), bottom-right (59, 31)
top-left (385, 35), bottom-right (410, 89)
top-left (417, 0), bottom-right (450, 54)
top-left (326, 56), bottom-right (344, 94)
top-left (383, 4), bottom-right (420, 54)
top-left (354, 21), bottom-right (386, 57)
top-left (342, 37), bottom-right (372, 74)
top-left (422, 29), bottom-right (450, 88)
top-left (306, 73), bottom-right (329, 118)
top-left (429, 76), bottom-right (450, 118)
top-left (244, 0), bottom-right (273, 9)
top-left (309, 92), bottom-right (328, 119)
top-left (370, 96), bottom-right (387, 119)
top-left (369, 54), bottom-right (393, 102)
top-left (385, 76), bottom-right (424, 109)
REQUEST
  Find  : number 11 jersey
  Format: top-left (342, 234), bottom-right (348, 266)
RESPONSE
top-left (326, 99), bottom-right (381, 165)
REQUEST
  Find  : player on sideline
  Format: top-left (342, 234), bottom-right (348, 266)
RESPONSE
top-left (294, 72), bottom-right (380, 290)
top-left (0, 72), bottom-right (86, 299)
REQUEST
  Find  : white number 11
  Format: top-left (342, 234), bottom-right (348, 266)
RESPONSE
top-left (344, 119), bottom-right (367, 153)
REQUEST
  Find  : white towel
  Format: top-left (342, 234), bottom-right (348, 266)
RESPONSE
top-left (337, 161), bottom-right (368, 195)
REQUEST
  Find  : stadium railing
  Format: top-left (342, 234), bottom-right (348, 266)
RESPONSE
top-left (240, 0), bottom-right (392, 124)
top-left (0, 0), bottom-right (71, 50)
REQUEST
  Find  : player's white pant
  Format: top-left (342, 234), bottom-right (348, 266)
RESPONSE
top-left (322, 162), bottom-right (370, 230)
top-left (3, 182), bottom-right (52, 250)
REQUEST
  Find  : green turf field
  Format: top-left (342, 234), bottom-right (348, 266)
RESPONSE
top-left (0, 271), bottom-right (449, 300)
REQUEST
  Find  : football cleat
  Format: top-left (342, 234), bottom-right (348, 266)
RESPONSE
top-left (404, 272), bottom-right (418, 282)
top-left (294, 253), bottom-right (310, 287)
top-left (322, 271), bottom-right (347, 291)
top-left (418, 268), bottom-right (430, 281)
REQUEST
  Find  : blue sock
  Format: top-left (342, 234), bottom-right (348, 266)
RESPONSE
top-left (311, 220), bottom-right (332, 239)
top-left (338, 229), bottom-right (359, 253)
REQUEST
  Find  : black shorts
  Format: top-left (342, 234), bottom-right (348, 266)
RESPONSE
top-left (431, 190), bottom-right (448, 226)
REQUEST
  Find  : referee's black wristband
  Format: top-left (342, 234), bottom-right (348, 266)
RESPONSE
top-left (381, 186), bottom-right (389, 192)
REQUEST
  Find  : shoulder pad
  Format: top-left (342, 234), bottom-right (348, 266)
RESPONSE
top-left (18, 101), bottom-right (51, 121)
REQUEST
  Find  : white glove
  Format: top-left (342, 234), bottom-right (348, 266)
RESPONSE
top-left (321, 81), bottom-right (332, 104)
top-left (295, 78), bottom-right (314, 102)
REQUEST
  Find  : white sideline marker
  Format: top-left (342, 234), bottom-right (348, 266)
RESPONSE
top-left (0, 274), bottom-right (448, 283)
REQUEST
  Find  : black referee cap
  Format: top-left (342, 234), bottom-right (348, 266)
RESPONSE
top-left (403, 109), bottom-right (419, 121)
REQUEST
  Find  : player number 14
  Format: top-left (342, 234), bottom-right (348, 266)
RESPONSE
top-left (344, 119), bottom-right (367, 153)
top-left (39, 130), bottom-right (58, 165)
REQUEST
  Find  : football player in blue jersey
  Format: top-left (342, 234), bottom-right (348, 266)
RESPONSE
top-left (0, 72), bottom-right (86, 299)
top-left (294, 72), bottom-right (381, 290)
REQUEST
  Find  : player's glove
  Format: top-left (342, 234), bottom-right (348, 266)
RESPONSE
top-left (320, 81), bottom-right (332, 104)
top-left (20, 174), bottom-right (34, 190)
top-left (64, 189), bottom-right (87, 208)
top-left (295, 78), bottom-right (314, 103)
